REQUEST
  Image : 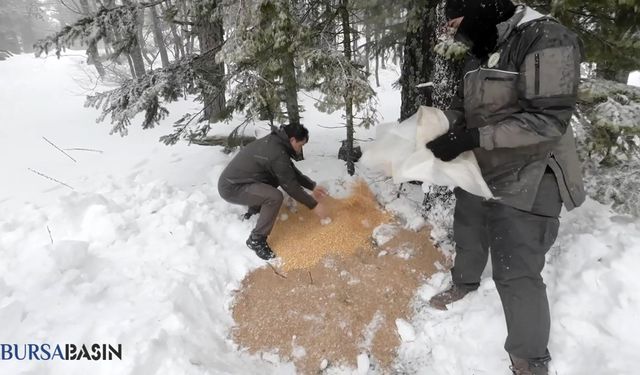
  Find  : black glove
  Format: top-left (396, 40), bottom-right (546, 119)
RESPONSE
top-left (426, 127), bottom-right (480, 162)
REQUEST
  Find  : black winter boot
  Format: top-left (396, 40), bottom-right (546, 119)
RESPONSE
top-left (429, 284), bottom-right (477, 310)
top-left (246, 235), bottom-right (276, 260)
top-left (509, 353), bottom-right (550, 375)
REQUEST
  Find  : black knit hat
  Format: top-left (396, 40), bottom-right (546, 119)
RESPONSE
top-left (449, 0), bottom-right (517, 59)
top-left (445, 0), bottom-right (465, 20)
top-left (445, 0), bottom-right (516, 22)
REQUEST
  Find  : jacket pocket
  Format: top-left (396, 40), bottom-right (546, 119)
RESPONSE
top-left (480, 71), bottom-right (519, 114)
top-left (522, 46), bottom-right (577, 99)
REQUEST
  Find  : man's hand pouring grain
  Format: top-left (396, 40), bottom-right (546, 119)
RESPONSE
top-left (313, 186), bottom-right (329, 200)
top-left (312, 201), bottom-right (330, 221)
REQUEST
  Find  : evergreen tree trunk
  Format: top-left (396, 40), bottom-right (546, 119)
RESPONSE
top-left (281, 51), bottom-right (301, 126)
top-left (126, 54), bottom-right (136, 77)
top-left (351, 23), bottom-right (358, 64)
top-left (322, 0), bottom-right (337, 46)
top-left (130, 47), bottom-right (146, 78)
top-left (164, 0), bottom-right (185, 59)
top-left (187, 32), bottom-right (195, 56)
top-left (79, 0), bottom-right (106, 77)
top-left (150, 5), bottom-right (170, 68)
top-left (432, 17), bottom-right (464, 106)
top-left (364, 23), bottom-right (371, 75)
top-left (340, 0), bottom-right (355, 176)
top-left (375, 44), bottom-right (380, 87)
top-left (196, 4), bottom-right (226, 122)
top-left (135, 7), bottom-right (151, 68)
top-left (400, 0), bottom-right (438, 121)
top-left (0, 31), bottom-right (21, 53)
top-left (19, 19), bottom-right (36, 53)
top-left (422, 2), bottom-right (461, 233)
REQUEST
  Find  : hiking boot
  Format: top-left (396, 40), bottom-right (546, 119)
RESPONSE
top-left (429, 284), bottom-right (476, 310)
top-left (246, 236), bottom-right (276, 260)
top-left (509, 354), bottom-right (550, 375)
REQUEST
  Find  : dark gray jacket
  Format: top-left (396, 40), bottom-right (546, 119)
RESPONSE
top-left (218, 129), bottom-right (318, 209)
top-left (448, 6), bottom-right (586, 212)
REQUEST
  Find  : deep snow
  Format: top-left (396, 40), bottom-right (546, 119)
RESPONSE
top-left (0, 53), bottom-right (638, 375)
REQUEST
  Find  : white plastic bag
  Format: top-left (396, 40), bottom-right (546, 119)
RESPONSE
top-left (360, 106), bottom-right (493, 199)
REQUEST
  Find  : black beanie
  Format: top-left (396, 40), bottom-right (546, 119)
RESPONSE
top-left (445, 0), bottom-right (465, 20)
top-left (446, 0), bottom-right (516, 22)
top-left (452, 0), bottom-right (517, 59)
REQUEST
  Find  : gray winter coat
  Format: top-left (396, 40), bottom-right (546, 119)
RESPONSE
top-left (447, 6), bottom-right (586, 212)
top-left (218, 129), bottom-right (318, 209)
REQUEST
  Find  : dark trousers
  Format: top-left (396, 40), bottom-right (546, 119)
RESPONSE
top-left (452, 172), bottom-right (562, 359)
top-left (218, 180), bottom-right (284, 239)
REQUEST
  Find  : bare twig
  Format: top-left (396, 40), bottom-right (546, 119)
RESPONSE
top-left (42, 137), bottom-right (77, 163)
top-left (317, 124), bottom-right (347, 129)
top-left (64, 147), bottom-right (104, 153)
top-left (308, 271), bottom-right (314, 284)
top-left (46, 226), bottom-right (54, 244)
top-left (27, 168), bottom-right (75, 190)
top-left (267, 263), bottom-right (287, 279)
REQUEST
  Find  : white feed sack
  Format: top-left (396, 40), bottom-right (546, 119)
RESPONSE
top-left (361, 106), bottom-right (493, 199)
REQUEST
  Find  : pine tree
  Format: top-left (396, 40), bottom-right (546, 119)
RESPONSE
top-left (549, 0), bottom-right (640, 83)
top-left (219, 0), bottom-right (311, 126)
top-left (0, 0), bottom-right (46, 53)
top-left (220, 0), bottom-right (376, 156)
top-left (576, 79), bottom-right (640, 215)
top-left (35, 0), bottom-right (228, 144)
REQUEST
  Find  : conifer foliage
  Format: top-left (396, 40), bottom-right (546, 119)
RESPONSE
top-left (35, 0), bottom-right (381, 153)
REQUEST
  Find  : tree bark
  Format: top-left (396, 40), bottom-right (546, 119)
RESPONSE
top-left (196, 3), bottom-right (226, 122)
top-left (340, 0), bottom-right (355, 176)
top-left (150, 5), bottom-right (170, 68)
top-left (281, 51), bottom-right (301, 126)
top-left (374, 31), bottom-right (380, 87)
top-left (432, 6), bottom-right (464, 109)
top-left (364, 23), bottom-right (371, 75)
top-left (423, 2), bottom-right (462, 229)
top-left (164, 0), bottom-right (185, 59)
top-left (399, 0), bottom-right (438, 121)
top-left (79, 0), bottom-right (106, 77)
top-left (129, 7), bottom-right (147, 77)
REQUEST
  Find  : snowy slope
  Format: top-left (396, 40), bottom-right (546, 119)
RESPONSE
top-left (1, 53), bottom-right (639, 375)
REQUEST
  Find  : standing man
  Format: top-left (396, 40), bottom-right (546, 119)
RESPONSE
top-left (218, 124), bottom-right (329, 260)
top-left (426, 1), bottom-right (585, 374)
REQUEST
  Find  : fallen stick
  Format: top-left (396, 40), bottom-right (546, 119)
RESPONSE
top-left (27, 168), bottom-right (74, 190)
top-left (64, 147), bottom-right (104, 154)
top-left (42, 137), bottom-right (77, 163)
top-left (268, 263), bottom-right (287, 279)
top-left (46, 225), bottom-right (53, 244)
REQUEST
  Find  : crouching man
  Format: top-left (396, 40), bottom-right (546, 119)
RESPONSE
top-left (218, 124), bottom-right (329, 260)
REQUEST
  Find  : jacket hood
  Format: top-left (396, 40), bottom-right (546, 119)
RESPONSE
top-left (496, 6), bottom-right (549, 46)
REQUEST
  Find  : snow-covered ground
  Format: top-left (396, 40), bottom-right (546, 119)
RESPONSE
top-left (628, 71), bottom-right (640, 87)
top-left (0, 53), bottom-right (638, 375)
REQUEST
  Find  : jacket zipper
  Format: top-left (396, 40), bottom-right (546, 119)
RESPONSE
top-left (535, 53), bottom-right (540, 96)
top-left (464, 67), bottom-right (519, 79)
top-left (484, 77), bottom-right (516, 81)
top-left (549, 152), bottom-right (577, 207)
